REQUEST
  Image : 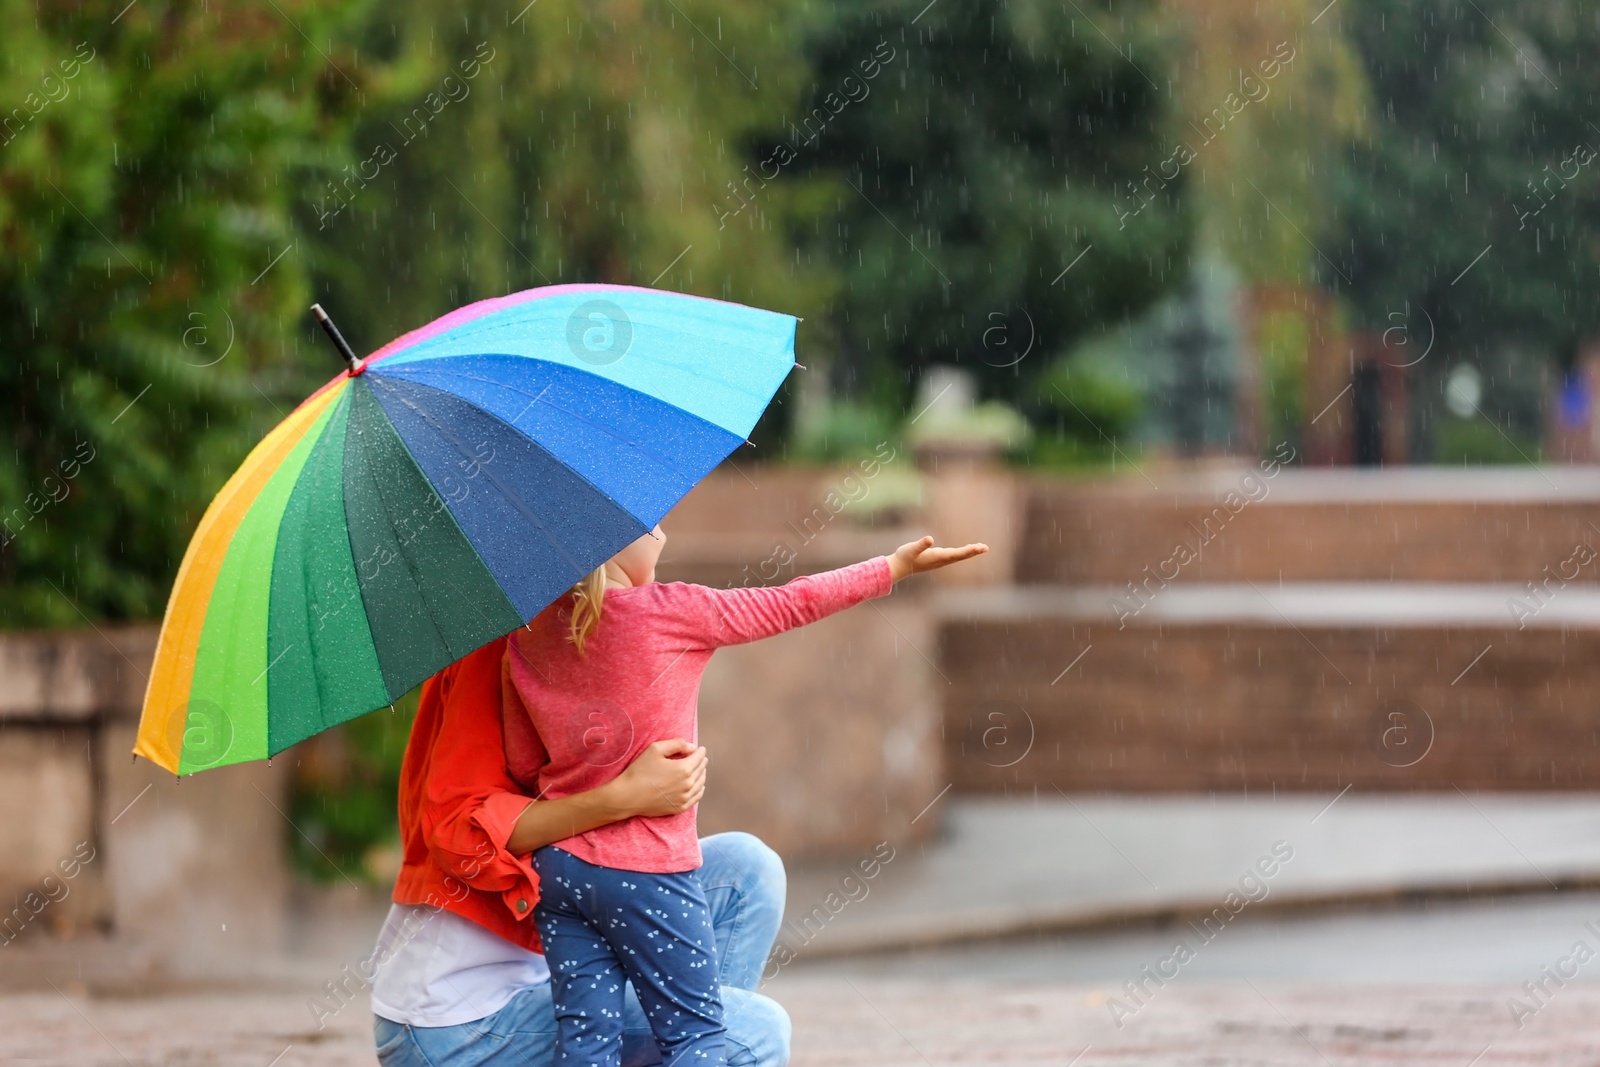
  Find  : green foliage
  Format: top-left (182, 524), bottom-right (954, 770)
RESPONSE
top-left (906, 401), bottom-right (1032, 452)
top-left (1036, 348), bottom-right (1145, 442)
top-left (1168, 0), bottom-right (1368, 287)
top-left (1158, 0), bottom-right (1367, 455)
top-left (1432, 416), bottom-right (1543, 466)
top-left (0, 0), bottom-right (369, 627)
top-left (1, 0), bottom-right (1193, 630)
top-left (1024, 339), bottom-right (1145, 469)
top-left (1023, 251), bottom-right (1249, 462)
top-left (289, 688), bottom-right (419, 884)
top-left (1335, 0), bottom-right (1600, 444)
top-left (782, 0), bottom-right (1190, 408)
top-left (1256, 306), bottom-right (1309, 450)
top-left (788, 399), bottom-right (901, 463)
top-left (310, 0), bottom-right (839, 452)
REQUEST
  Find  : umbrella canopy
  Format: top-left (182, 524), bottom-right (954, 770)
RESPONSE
top-left (135, 284), bottom-right (796, 774)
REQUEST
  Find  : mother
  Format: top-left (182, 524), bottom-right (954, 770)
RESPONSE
top-left (367, 636), bottom-right (790, 1067)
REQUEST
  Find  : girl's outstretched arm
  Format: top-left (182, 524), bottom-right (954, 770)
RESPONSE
top-left (657, 536), bottom-right (989, 649)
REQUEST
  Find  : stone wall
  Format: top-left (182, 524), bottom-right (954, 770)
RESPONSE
top-left (695, 592), bottom-right (941, 855)
top-left (968, 465), bottom-right (1600, 793)
top-left (0, 625), bottom-right (294, 972)
top-left (1018, 467), bottom-right (1600, 585)
top-left (942, 599), bottom-right (1600, 792)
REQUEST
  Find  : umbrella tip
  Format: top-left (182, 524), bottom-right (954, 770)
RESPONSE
top-left (311, 304), bottom-right (363, 374)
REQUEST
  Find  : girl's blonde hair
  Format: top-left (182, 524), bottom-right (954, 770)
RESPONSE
top-left (567, 564), bottom-right (608, 653)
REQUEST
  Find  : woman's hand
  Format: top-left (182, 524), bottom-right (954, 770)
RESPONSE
top-left (507, 738), bottom-right (706, 854)
top-left (606, 738), bottom-right (708, 818)
top-left (887, 535), bottom-right (989, 583)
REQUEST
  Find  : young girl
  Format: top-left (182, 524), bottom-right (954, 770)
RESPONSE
top-left (502, 528), bottom-right (986, 1066)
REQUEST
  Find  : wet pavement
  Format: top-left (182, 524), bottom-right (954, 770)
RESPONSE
top-left (7, 972), bottom-right (1600, 1066)
top-left (782, 795), bottom-right (1600, 954)
top-left (11, 892), bottom-right (1600, 1065)
top-left (13, 795), bottom-right (1600, 1065)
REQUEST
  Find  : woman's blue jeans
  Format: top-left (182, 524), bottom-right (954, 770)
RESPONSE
top-left (373, 833), bottom-right (790, 1067)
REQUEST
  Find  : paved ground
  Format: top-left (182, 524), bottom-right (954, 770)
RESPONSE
top-left (763, 892), bottom-right (1600, 1064)
top-left (14, 795), bottom-right (1600, 1064)
top-left (0, 986), bottom-right (374, 1066)
top-left (7, 976), bottom-right (1600, 1066)
top-left (783, 795), bottom-right (1600, 954)
top-left (776, 979), bottom-right (1600, 1067)
top-left (780, 892), bottom-right (1600, 984)
top-left (13, 893), bottom-right (1600, 1064)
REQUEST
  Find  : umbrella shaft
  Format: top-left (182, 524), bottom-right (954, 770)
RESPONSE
top-left (311, 304), bottom-right (362, 373)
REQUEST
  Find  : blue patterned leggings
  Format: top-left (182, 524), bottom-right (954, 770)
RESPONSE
top-left (531, 845), bottom-right (725, 1067)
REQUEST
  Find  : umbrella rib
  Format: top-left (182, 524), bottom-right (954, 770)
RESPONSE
top-left (350, 426), bottom-right (469, 668)
top-left (367, 378), bottom-right (613, 584)
top-left (440, 570), bottom-right (522, 645)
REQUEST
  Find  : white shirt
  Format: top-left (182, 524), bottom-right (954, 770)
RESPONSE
top-left (369, 902), bottom-right (551, 1027)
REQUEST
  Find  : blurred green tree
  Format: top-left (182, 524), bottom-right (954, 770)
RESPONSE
top-left (0, 0), bottom-right (369, 627)
top-left (1334, 0), bottom-right (1600, 453)
top-left (775, 0), bottom-right (1190, 417)
top-left (1160, 0), bottom-right (1368, 453)
top-left (290, 688), bottom-right (418, 884)
top-left (309, 0), bottom-right (837, 451)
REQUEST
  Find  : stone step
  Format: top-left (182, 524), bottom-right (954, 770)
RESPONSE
top-left (938, 583), bottom-right (1600, 792)
top-left (1019, 467), bottom-right (1600, 585)
top-left (781, 795), bottom-right (1600, 957)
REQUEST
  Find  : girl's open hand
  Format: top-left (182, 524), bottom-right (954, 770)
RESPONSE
top-left (887, 535), bottom-right (989, 583)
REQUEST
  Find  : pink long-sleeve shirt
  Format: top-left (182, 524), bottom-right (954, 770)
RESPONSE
top-left (502, 556), bottom-right (894, 873)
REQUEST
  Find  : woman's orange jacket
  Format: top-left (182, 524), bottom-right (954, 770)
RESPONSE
top-left (389, 636), bottom-right (544, 953)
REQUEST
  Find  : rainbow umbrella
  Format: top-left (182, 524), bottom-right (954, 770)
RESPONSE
top-left (134, 284), bottom-right (796, 774)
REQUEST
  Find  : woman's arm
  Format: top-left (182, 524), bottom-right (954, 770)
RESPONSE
top-left (506, 738), bottom-right (708, 854)
top-left (412, 642), bottom-right (708, 923)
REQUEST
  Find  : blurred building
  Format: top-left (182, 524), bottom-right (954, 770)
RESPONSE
top-left (1547, 347), bottom-right (1600, 463)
